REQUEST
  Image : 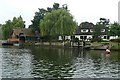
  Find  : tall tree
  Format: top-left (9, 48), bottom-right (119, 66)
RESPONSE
top-left (53, 3), bottom-right (60, 10)
top-left (30, 8), bottom-right (47, 32)
top-left (93, 23), bottom-right (102, 40)
top-left (0, 24), bottom-right (3, 39)
top-left (40, 9), bottom-right (77, 38)
top-left (12, 16), bottom-right (25, 28)
top-left (2, 16), bottom-right (25, 39)
top-left (30, 3), bottom-right (68, 33)
top-left (2, 20), bottom-right (13, 39)
top-left (109, 22), bottom-right (120, 37)
top-left (92, 18), bottom-right (110, 41)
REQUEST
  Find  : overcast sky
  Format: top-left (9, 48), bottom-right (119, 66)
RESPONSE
top-left (0, 0), bottom-right (119, 27)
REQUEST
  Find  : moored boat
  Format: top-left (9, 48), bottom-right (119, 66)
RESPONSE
top-left (105, 49), bottom-right (111, 54)
top-left (2, 42), bottom-right (13, 46)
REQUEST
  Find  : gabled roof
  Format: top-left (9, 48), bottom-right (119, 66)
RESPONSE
top-left (76, 22), bottom-right (94, 35)
top-left (79, 22), bottom-right (94, 29)
top-left (13, 28), bottom-right (34, 36)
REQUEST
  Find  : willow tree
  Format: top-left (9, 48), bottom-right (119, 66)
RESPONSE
top-left (40, 9), bottom-right (77, 40)
top-left (30, 3), bottom-right (68, 33)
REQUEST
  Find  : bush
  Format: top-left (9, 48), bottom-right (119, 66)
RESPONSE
top-left (73, 37), bottom-right (79, 42)
top-left (91, 38), bottom-right (102, 43)
top-left (111, 43), bottom-right (120, 49)
top-left (110, 37), bottom-right (120, 42)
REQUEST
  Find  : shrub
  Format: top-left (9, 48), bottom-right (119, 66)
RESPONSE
top-left (111, 43), bottom-right (120, 49)
top-left (110, 37), bottom-right (120, 42)
top-left (91, 38), bottom-right (102, 43)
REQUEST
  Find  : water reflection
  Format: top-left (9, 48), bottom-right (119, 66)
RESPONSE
top-left (0, 49), bottom-right (2, 79)
top-left (2, 48), bottom-right (33, 78)
top-left (1, 46), bottom-right (120, 79)
top-left (72, 50), bottom-right (119, 78)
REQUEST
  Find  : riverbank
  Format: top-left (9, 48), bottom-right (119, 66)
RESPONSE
top-left (90, 42), bottom-right (120, 51)
top-left (33, 41), bottom-right (120, 51)
top-left (1, 40), bottom-right (120, 51)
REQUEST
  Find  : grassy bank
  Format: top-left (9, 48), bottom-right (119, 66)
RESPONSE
top-left (91, 41), bottom-right (120, 50)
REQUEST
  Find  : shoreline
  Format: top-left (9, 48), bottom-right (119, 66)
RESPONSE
top-left (1, 40), bottom-right (120, 51)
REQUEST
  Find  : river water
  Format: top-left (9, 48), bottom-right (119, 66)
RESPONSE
top-left (0, 46), bottom-right (120, 79)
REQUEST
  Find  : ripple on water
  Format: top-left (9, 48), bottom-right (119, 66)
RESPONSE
top-left (2, 48), bottom-right (33, 78)
top-left (1, 47), bottom-right (120, 79)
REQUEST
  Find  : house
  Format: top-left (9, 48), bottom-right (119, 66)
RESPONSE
top-left (75, 22), bottom-right (110, 41)
top-left (8, 28), bottom-right (36, 43)
top-left (58, 21), bottom-right (111, 41)
top-left (75, 22), bottom-right (94, 41)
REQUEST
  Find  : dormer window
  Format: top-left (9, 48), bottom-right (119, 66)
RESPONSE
top-left (90, 29), bottom-right (93, 32)
top-left (101, 29), bottom-right (105, 32)
top-left (106, 25), bottom-right (109, 27)
top-left (81, 29), bottom-right (88, 33)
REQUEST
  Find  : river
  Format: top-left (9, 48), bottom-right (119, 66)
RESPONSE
top-left (0, 46), bottom-right (120, 79)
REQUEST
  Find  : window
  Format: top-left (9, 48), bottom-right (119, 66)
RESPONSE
top-left (101, 29), bottom-right (105, 32)
top-left (107, 36), bottom-right (110, 39)
top-left (90, 29), bottom-right (93, 32)
top-left (104, 36), bottom-right (107, 39)
top-left (84, 36), bottom-right (87, 39)
top-left (81, 29), bottom-right (88, 32)
top-left (71, 36), bottom-right (75, 40)
top-left (80, 36), bottom-right (83, 39)
top-left (80, 36), bottom-right (87, 40)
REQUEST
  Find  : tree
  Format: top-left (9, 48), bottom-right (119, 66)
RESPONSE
top-left (93, 23), bottom-right (102, 41)
top-left (2, 20), bottom-right (13, 39)
top-left (30, 8), bottom-right (47, 32)
top-left (40, 9), bottom-right (77, 39)
top-left (100, 18), bottom-right (110, 25)
top-left (92, 18), bottom-right (110, 42)
top-left (0, 24), bottom-right (2, 39)
top-left (30, 3), bottom-right (68, 33)
top-left (53, 3), bottom-right (60, 10)
top-left (2, 16), bottom-right (25, 39)
top-left (109, 22), bottom-right (120, 37)
top-left (12, 16), bottom-right (25, 28)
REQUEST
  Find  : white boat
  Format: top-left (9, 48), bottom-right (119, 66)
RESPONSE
top-left (13, 43), bottom-right (19, 46)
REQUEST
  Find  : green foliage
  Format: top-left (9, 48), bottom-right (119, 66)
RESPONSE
top-left (30, 3), bottom-right (68, 33)
top-left (2, 16), bottom-right (25, 39)
top-left (2, 20), bottom-right (13, 39)
top-left (109, 22), bottom-right (120, 37)
top-left (0, 24), bottom-right (2, 39)
top-left (53, 3), bottom-right (60, 10)
top-left (12, 16), bottom-right (25, 28)
top-left (30, 8), bottom-right (47, 32)
top-left (110, 37), bottom-right (120, 42)
top-left (40, 9), bottom-right (77, 38)
top-left (91, 38), bottom-right (102, 43)
top-left (111, 43), bottom-right (120, 49)
top-left (92, 18), bottom-right (109, 42)
top-left (93, 23), bottom-right (102, 40)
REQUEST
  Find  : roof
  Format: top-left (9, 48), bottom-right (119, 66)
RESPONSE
top-left (13, 28), bottom-right (34, 36)
top-left (76, 22), bottom-right (109, 35)
top-left (80, 22), bottom-right (94, 29)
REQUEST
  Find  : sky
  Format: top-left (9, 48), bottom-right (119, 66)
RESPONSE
top-left (0, 0), bottom-right (120, 27)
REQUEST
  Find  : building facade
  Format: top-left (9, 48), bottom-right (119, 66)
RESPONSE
top-left (75, 22), bottom-right (94, 41)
